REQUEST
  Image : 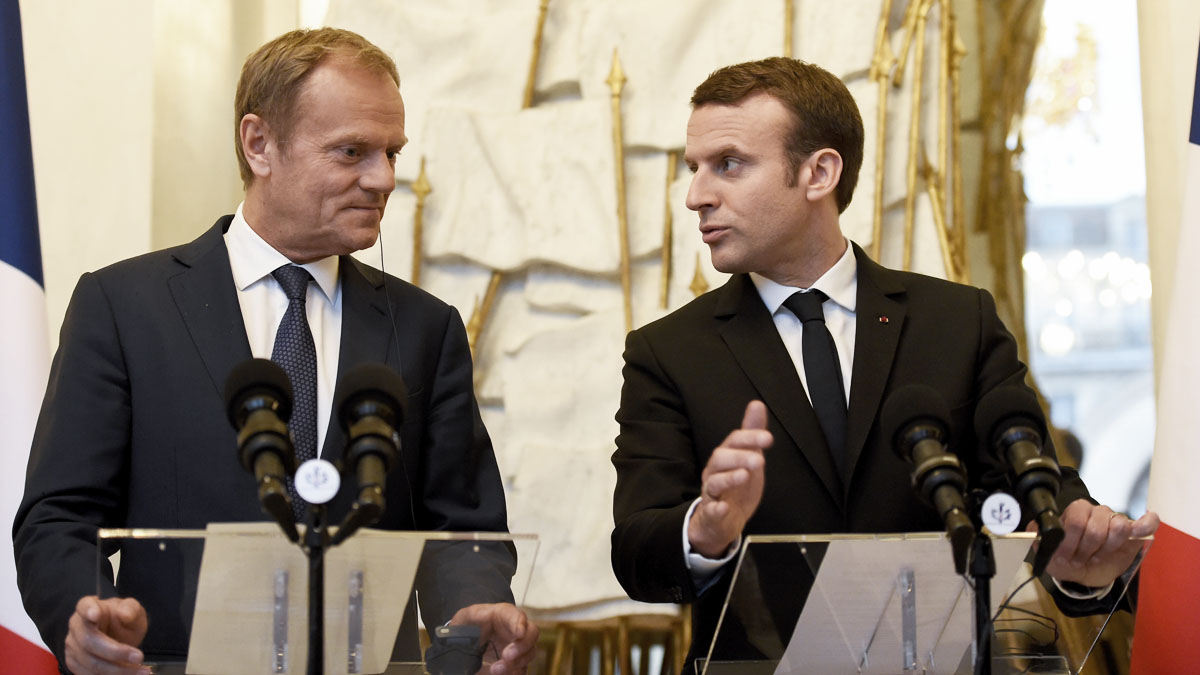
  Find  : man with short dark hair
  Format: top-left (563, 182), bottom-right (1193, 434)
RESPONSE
top-left (15, 27), bottom-right (536, 674)
top-left (610, 57), bottom-right (1156, 670)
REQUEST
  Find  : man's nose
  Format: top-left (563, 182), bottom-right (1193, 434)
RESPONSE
top-left (361, 153), bottom-right (396, 194)
top-left (685, 171), bottom-right (715, 213)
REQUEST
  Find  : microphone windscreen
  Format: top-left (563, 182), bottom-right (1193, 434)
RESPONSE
top-left (973, 385), bottom-right (1046, 449)
top-left (334, 363), bottom-right (408, 429)
top-left (224, 358), bottom-right (293, 427)
top-left (880, 384), bottom-right (951, 450)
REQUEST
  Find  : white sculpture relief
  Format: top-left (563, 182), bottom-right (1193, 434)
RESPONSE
top-left (794, 0), bottom-right (888, 78)
top-left (501, 309), bottom-right (629, 607)
top-left (331, 0), bottom-right (960, 614)
top-left (324, 0), bottom-right (539, 181)
top-left (575, 0), bottom-right (781, 150)
top-left (422, 101), bottom-right (619, 273)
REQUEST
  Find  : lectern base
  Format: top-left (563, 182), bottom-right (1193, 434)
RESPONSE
top-left (145, 662), bottom-right (426, 675)
top-left (697, 655), bottom-right (1069, 675)
top-left (697, 660), bottom-right (776, 675)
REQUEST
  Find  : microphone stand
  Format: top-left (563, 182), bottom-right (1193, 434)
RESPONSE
top-left (966, 490), bottom-right (994, 675)
top-left (304, 504), bottom-right (329, 675)
top-left (298, 489), bottom-right (385, 674)
top-left (970, 537), bottom-right (995, 675)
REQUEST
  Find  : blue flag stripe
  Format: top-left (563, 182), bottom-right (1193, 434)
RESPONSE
top-left (0, 2), bottom-right (43, 287)
top-left (1191, 38), bottom-right (1200, 146)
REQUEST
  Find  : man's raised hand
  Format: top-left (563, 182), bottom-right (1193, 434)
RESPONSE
top-left (688, 400), bottom-right (773, 558)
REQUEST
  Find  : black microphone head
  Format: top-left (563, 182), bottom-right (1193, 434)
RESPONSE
top-left (224, 358), bottom-right (293, 429)
top-left (973, 385), bottom-right (1046, 450)
top-left (880, 384), bottom-right (951, 460)
top-left (335, 363), bottom-right (408, 430)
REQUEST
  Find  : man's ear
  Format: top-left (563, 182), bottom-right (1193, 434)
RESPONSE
top-left (802, 148), bottom-right (843, 204)
top-left (239, 113), bottom-right (275, 179)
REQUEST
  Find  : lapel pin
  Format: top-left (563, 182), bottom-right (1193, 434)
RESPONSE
top-left (878, 316), bottom-right (889, 324)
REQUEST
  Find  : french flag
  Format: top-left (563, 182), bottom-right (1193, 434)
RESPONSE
top-left (0, 3), bottom-right (57, 672)
top-left (1130, 36), bottom-right (1200, 675)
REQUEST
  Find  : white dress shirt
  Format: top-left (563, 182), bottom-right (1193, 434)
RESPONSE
top-left (223, 203), bottom-right (343, 455)
top-left (685, 242), bottom-right (858, 580)
top-left (681, 243), bottom-right (1110, 598)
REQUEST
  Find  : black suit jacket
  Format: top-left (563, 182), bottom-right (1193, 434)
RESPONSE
top-left (13, 216), bottom-right (509, 667)
top-left (611, 243), bottom-right (1089, 670)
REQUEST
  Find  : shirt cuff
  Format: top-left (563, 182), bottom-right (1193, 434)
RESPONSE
top-left (683, 497), bottom-right (742, 587)
top-left (1051, 577), bottom-right (1115, 600)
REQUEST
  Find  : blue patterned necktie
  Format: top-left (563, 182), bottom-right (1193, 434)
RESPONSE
top-left (783, 290), bottom-right (848, 479)
top-left (271, 264), bottom-right (318, 521)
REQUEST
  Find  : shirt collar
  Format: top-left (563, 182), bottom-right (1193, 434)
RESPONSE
top-left (225, 202), bottom-right (340, 302)
top-left (750, 239), bottom-right (858, 315)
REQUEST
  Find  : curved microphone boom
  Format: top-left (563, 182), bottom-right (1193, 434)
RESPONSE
top-left (329, 363), bottom-right (407, 546)
top-left (974, 385), bottom-right (1064, 576)
top-left (225, 358), bottom-right (300, 542)
top-left (881, 384), bottom-right (975, 574)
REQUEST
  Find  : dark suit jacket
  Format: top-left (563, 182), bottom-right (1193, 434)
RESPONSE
top-left (13, 216), bottom-right (509, 668)
top-left (610, 243), bottom-right (1090, 671)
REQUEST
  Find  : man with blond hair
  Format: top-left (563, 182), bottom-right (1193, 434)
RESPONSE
top-left (15, 28), bottom-right (536, 674)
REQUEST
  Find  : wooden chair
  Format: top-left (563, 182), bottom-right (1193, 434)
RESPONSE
top-left (538, 608), bottom-right (690, 674)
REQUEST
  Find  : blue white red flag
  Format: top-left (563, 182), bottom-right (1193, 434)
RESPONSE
top-left (1130, 35), bottom-right (1200, 675)
top-left (0, 3), bottom-right (57, 671)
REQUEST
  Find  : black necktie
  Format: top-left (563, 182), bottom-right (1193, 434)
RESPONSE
top-left (271, 264), bottom-right (317, 521)
top-left (783, 290), bottom-right (848, 477)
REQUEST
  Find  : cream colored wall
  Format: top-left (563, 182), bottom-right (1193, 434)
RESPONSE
top-left (150, 0), bottom-right (297, 251)
top-left (20, 0), bottom-right (157, 349)
top-left (1137, 0), bottom-right (1200, 390)
top-left (150, 0), bottom-right (243, 251)
top-left (20, 0), bottom-right (298, 348)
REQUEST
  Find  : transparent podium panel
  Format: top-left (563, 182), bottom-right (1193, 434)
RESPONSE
top-left (96, 525), bottom-right (537, 674)
top-left (700, 532), bottom-right (1148, 675)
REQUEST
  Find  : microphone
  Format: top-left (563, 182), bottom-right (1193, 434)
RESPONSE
top-left (225, 358), bottom-right (300, 542)
top-left (881, 384), bottom-right (974, 574)
top-left (329, 363), bottom-right (407, 546)
top-left (974, 385), bottom-right (1064, 576)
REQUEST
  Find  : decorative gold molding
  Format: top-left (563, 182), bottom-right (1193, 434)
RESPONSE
top-left (523, 0), bottom-right (551, 109)
top-left (892, 0), bottom-right (921, 87)
top-left (901, 0), bottom-right (933, 271)
top-left (974, 0), bottom-right (1044, 359)
top-left (467, 0), bottom-right (552, 354)
top-left (950, 13), bottom-right (968, 281)
top-left (783, 0), bottom-right (794, 58)
top-left (689, 252), bottom-right (709, 298)
top-left (937, 0), bottom-right (949, 198)
top-left (467, 271), bottom-right (503, 357)
top-left (607, 48), bottom-right (634, 333)
top-left (661, 150), bottom-right (678, 309)
top-left (922, 149), bottom-right (959, 282)
top-left (868, 0), bottom-right (896, 261)
top-left (410, 156), bottom-right (431, 287)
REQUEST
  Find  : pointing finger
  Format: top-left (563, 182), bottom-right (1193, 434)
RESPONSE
top-left (742, 400), bottom-right (768, 431)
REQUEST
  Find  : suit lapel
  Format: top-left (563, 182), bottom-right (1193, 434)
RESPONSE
top-left (323, 256), bottom-right (393, 461)
top-left (167, 217), bottom-right (253, 399)
top-left (717, 275), bottom-right (844, 505)
top-left (844, 245), bottom-right (907, 490)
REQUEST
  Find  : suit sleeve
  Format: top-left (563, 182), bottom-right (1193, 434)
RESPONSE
top-left (415, 305), bottom-right (507, 532)
top-left (611, 327), bottom-right (705, 604)
top-left (965, 286), bottom-right (1136, 617)
top-left (12, 272), bottom-right (127, 665)
top-left (412, 305), bottom-right (514, 624)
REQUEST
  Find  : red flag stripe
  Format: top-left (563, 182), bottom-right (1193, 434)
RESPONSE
top-left (0, 624), bottom-right (56, 674)
top-left (1130, 522), bottom-right (1200, 674)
